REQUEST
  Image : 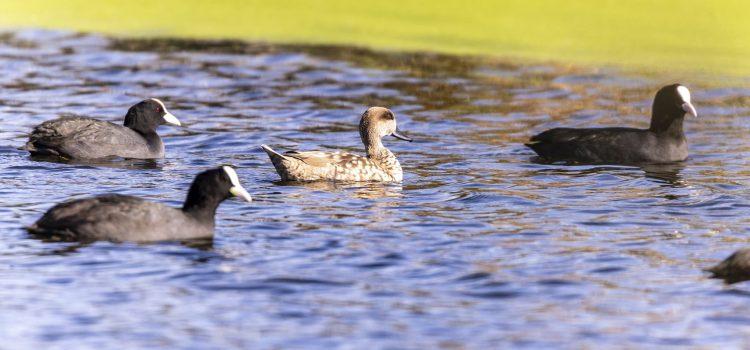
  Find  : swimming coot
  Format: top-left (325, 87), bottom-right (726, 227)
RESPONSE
top-left (27, 166), bottom-right (252, 242)
top-left (707, 248), bottom-right (750, 284)
top-left (525, 84), bottom-right (697, 164)
top-left (262, 107), bottom-right (412, 182)
top-left (24, 98), bottom-right (181, 159)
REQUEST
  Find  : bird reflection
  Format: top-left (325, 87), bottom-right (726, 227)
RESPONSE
top-left (640, 162), bottom-right (685, 187)
top-left (31, 236), bottom-right (214, 252)
top-left (273, 180), bottom-right (403, 200)
top-left (527, 158), bottom-right (686, 187)
top-left (29, 154), bottom-right (163, 170)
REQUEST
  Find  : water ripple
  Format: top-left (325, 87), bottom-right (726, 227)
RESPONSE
top-left (0, 29), bottom-right (749, 349)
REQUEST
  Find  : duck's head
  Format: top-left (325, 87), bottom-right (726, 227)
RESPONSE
top-left (359, 107), bottom-right (412, 146)
top-left (183, 166), bottom-right (253, 214)
top-left (124, 98), bottom-right (181, 133)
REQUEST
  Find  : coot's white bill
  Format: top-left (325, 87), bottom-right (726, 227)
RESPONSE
top-left (223, 166), bottom-right (252, 202)
top-left (682, 102), bottom-right (698, 118)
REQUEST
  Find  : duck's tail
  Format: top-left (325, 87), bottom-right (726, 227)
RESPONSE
top-left (260, 144), bottom-right (287, 160)
top-left (261, 144), bottom-right (295, 181)
top-left (19, 140), bottom-right (63, 156)
top-left (19, 142), bottom-right (32, 151)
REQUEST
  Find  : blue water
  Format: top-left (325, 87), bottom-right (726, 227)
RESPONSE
top-left (2, 30), bottom-right (750, 349)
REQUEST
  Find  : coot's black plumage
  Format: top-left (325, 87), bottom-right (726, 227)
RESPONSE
top-left (707, 248), bottom-right (750, 284)
top-left (27, 166), bottom-right (252, 242)
top-left (525, 84), bottom-right (698, 164)
top-left (24, 98), bottom-right (181, 159)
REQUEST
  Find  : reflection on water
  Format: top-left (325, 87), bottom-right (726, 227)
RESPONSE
top-left (1, 30), bottom-right (750, 348)
top-left (29, 154), bottom-right (164, 170)
top-left (274, 180), bottom-right (404, 200)
top-left (641, 163), bottom-right (686, 187)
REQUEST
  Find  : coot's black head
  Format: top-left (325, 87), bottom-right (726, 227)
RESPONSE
top-left (182, 166), bottom-right (252, 217)
top-left (649, 84), bottom-right (697, 133)
top-left (124, 98), bottom-right (181, 134)
top-left (652, 84), bottom-right (697, 119)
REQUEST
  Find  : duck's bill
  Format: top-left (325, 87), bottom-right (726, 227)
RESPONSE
top-left (391, 130), bottom-right (413, 142)
top-left (682, 102), bottom-right (698, 118)
top-left (229, 186), bottom-right (253, 202)
top-left (163, 112), bottom-right (182, 126)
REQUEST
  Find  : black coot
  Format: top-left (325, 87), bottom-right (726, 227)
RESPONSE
top-left (707, 248), bottom-right (750, 284)
top-left (27, 166), bottom-right (252, 242)
top-left (526, 84), bottom-right (698, 164)
top-left (24, 98), bottom-right (181, 159)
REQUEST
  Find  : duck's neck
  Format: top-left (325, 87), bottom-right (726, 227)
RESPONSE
top-left (649, 114), bottom-right (685, 139)
top-left (364, 136), bottom-right (384, 157)
top-left (362, 133), bottom-right (392, 159)
top-left (363, 135), bottom-right (403, 180)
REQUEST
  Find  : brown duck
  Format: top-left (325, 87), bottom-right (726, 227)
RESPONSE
top-left (261, 107), bottom-right (412, 182)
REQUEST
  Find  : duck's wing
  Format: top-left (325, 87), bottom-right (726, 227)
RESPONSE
top-left (262, 144), bottom-right (377, 181)
top-left (284, 150), bottom-right (366, 168)
top-left (261, 145), bottom-right (367, 168)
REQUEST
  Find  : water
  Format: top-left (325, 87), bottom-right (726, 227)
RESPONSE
top-left (2, 30), bottom-right (750, 349)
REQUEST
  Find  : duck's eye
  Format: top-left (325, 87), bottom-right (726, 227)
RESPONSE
top-left (382, 112), bottom-right (395, 120)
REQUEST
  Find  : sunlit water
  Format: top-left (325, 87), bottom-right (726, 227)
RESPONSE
top-left (2, 30), bottom-right (750, 349)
